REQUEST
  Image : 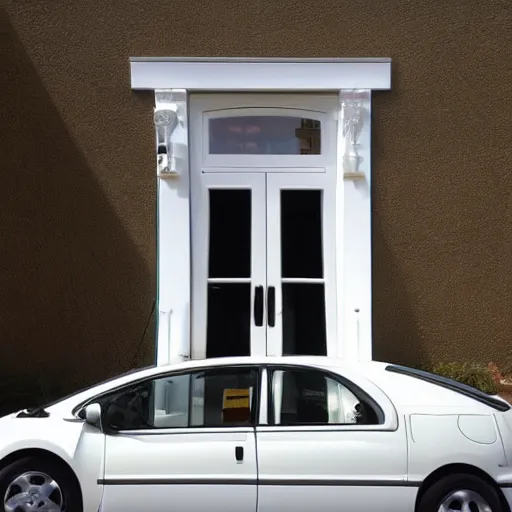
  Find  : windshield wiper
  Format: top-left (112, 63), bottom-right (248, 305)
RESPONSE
top-left (16, 407), bottom-right (50, 418)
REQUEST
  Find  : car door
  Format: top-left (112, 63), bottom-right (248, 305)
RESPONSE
top-left (98, 365), bottom-right (259, 512)
top-left (255, 364), bottom-right (415, 512)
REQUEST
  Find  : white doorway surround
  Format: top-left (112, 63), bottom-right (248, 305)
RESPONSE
top-left (129, 57), bottom-right (392, 365)
top-left (190, 94), bottom-right (339, 361)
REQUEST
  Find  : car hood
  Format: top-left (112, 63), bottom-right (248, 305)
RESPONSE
top-left (0, 411), bottom-right (19, 423)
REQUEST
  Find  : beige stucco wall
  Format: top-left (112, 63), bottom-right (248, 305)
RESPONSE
top-left (1, 0), bottom-right (511, 390)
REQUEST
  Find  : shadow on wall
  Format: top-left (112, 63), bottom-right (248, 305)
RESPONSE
top-left (0, 10), bottom-right (155, 401)
top-left (371, 214), bottom-right (427, 368)
top-left (369, 70), bottom-right (427, 370)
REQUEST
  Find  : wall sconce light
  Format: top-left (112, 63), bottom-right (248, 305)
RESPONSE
top-left (154, 106), bottom-right (179, 178)
top-left (340, 90), bottom-right (370, 180)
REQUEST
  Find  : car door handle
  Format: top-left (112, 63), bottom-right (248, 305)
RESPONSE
top-left (235, 446), bottom-right (244, 462)
top-left (254, 286), bottom-right (264, 327)
top-left (267, 286), bottom-right (275, 327)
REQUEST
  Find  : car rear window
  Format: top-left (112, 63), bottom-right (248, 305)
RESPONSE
top-left (385, 364), bottom-right (510, 412)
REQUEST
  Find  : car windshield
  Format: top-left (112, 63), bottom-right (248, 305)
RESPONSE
top-left (37, 365), bottom-right (155, 411)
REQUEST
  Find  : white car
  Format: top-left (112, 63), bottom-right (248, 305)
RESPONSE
top-left (1, 356), bottom-right (512, 512)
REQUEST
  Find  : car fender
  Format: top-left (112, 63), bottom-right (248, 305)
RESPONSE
top-left (0, 416), bottom-right (105, 512)
top-left (405, 410), bottom-right (507, 483)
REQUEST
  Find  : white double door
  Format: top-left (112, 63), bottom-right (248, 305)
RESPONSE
top-left (191, 171), bottom-right (337, 359)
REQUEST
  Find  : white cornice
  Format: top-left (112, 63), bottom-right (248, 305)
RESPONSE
top-left (130, 57), bottom-right (392, 91)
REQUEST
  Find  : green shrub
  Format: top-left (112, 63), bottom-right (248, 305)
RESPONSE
top-left (499, 350), bottom-right (512, 381)
top-left (431, 362), bottom-right (498, 395)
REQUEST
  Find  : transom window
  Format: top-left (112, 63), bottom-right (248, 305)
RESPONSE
top-left (192, 97), bottom-right (335, 170)
top-left (209, 116), bottom-right (321, 155)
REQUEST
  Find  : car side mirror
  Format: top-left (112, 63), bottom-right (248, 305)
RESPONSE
top-left (84, 403), bottom-right (102, 430)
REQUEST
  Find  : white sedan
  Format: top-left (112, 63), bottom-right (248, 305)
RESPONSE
top-left (1, 356), bottom-right (512, 512)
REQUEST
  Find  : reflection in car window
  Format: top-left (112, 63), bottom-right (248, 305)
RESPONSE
top-left (100, 367), bottom-right (258, 431)
top-left (269, 368), bottom-right (380, 426)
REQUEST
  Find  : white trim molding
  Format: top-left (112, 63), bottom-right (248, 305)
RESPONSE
top-left (336, 90), bottom-right (373, 362)
top-left (130, 57), bottom-right (392, 91)
top-left (155, 89), bottom-right (191, 365)
top-left (132, 57), bottom-right (391, 366)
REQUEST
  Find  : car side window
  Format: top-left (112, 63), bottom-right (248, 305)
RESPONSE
top-left (100, 367), bottom-right (258, 431)
top-left (268, 367), bottom-right (381, 426)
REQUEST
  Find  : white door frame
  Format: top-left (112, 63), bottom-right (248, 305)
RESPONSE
top-left (190, 94), bottom-right (338, 360)
top-left (128, 57), bottom-right (392, 365)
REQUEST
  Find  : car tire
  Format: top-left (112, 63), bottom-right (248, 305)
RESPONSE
top-left (418, 473), bottom-right (503, 512)
top-left (0, 456), bottom-right (82, 512)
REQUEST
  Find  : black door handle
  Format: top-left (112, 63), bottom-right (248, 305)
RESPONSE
top-left (254, 286), bottom-right (264, 326)
top-left (235, 446), bottom-right (244, 461)
top-left (267, 286), bottom-right (275, 327)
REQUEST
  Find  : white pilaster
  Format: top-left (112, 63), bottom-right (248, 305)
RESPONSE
top-left (154, 89), bottom-right (191, 365)
top-left (336, 89), bottom-right (373, 361)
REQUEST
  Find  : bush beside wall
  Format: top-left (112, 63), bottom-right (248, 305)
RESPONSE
top-left (430, 362), bottom-right (499, 395)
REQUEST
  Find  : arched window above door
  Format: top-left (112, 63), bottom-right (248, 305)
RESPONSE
top-left (209, 115), bottom-right (321, 155)
top-left (194, 98), bottom-right (336, 170)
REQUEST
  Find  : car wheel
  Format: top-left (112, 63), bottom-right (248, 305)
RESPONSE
top-left (418, 473), bottom-right (502, 512)
top-left (0, 456), bottom-right (81, 512)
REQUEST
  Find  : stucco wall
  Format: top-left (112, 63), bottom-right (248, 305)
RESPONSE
top-left (1, 0), bottom-right (511, 389)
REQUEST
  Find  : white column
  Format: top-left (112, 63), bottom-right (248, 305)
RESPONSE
top-left (154, 89), bottom-right (191, 365)
top-left (336, 89), bottom-right (372, 361)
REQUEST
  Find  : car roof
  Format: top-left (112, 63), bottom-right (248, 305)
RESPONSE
top-left (150, 355), bottom-right (378, 370)
top-left (139, 356), bottom-right (390, 382)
